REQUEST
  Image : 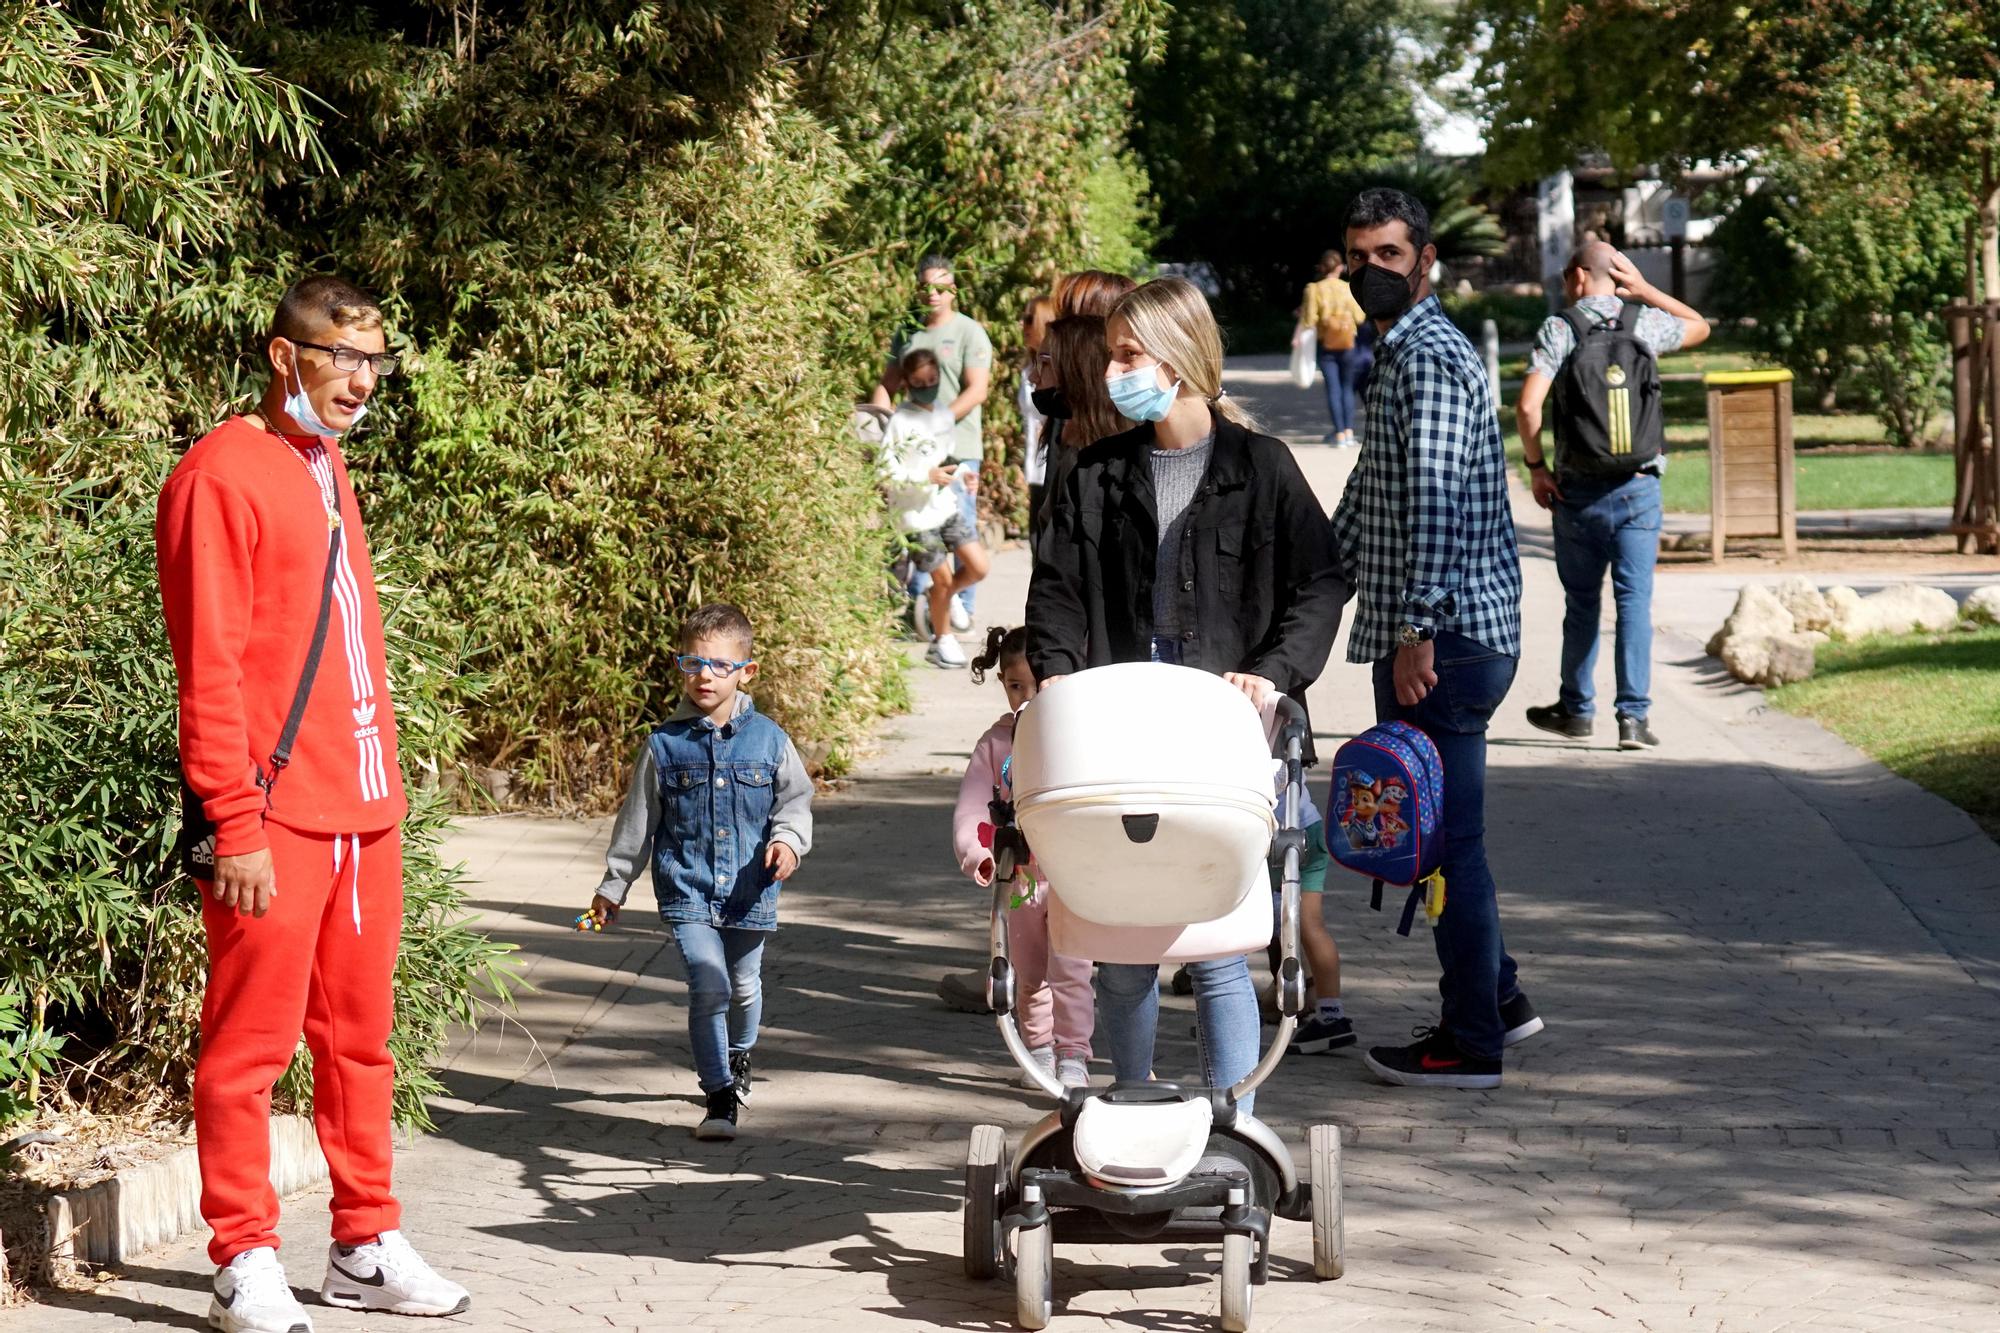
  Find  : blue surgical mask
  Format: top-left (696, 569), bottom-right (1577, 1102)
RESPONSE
top-left (284, 362), bottom-right (366, 440)
top-left (1106, 363), bottom-right (1179, 424)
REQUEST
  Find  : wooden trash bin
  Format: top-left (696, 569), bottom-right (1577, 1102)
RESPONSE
top-left (1705, 369), bottom-right (1796, 561)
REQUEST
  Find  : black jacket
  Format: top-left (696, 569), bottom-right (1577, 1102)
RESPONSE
top-left (1026, 414), bottom-right (1349, 753)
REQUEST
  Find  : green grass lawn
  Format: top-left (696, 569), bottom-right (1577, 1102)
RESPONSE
top-left (1770, 628), bottom-right (2000, 838)
top-left (1500, 333), bottom-right (1952, 511)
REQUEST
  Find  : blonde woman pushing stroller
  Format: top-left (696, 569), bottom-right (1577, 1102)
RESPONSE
top-left (1025, 276), bottom-right (1349, 1109)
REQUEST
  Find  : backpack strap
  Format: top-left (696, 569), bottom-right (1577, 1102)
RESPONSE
top-left (1556, 305), bottom-right (1593, 353)
top-left (1618, 300), bottom-right (1643, 332)
top-left (1394, 885), bottom-right (1423, 937)
top-left (257, 518), bottom-right (343, 805)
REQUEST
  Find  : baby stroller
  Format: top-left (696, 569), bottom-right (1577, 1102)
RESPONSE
top-left (962, 663), bottom-right (1344, 1331)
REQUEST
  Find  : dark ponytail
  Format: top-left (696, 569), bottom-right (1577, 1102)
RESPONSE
top-left (970, 625), bottom-right (1029, 684)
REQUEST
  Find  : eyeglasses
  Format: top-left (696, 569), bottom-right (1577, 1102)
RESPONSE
top-left (291, 340), bottom-right (401, 377)
top-left (676, 654), bottom-right (754, 677)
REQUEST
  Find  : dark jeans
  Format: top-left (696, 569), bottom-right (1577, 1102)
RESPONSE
top-left (1372, 631), bottom-right (1521, 1060)
top-left (1315, 347), bottom-right (1367, 436)
top-left (1553, 472), bottom-right (1662, 720)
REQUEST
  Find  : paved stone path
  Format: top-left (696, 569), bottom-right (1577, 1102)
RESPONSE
top-left (22, 363), bottom-right (2000, 1332)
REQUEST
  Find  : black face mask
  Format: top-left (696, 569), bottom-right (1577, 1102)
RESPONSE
top-left (1346, 259), bottom-right (1420, 322)
top-left (1030, 385), bottom-right (1071, 419)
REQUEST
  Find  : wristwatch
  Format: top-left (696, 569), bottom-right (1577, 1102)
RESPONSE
top-left (1398, 623), bottom-right (1435, 648)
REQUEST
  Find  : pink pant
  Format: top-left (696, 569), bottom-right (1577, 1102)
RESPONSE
top-left (1012, 887), bottom-right (1094, 1059)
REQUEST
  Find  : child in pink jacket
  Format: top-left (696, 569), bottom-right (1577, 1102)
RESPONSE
top-left (954, 626), bottom-right (1096, 1089)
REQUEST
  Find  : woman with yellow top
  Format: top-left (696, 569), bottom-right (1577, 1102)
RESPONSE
top-left (1297, 250), bottom-right (1369, 446)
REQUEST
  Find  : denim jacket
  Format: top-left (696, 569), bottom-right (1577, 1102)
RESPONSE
top-left (595, 694), bottom-right (814, 930)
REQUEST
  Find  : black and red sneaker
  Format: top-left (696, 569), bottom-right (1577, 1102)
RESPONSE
top-left (1365, 1027), bottom-right (1501, 1090)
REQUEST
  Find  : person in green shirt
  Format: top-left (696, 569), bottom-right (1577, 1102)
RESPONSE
top-left (871, 254), bottom-right (994, 628)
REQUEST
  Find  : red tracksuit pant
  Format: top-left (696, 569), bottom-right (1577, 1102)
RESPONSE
top-left (195, 823), bottom-right (403, 1264)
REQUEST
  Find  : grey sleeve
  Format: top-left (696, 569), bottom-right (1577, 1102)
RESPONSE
top-left (768, 737), bottom-right (815, 860)
top-left (1636, 305), bottom-right (1686, 357)
top-left (1527, 315), bottom-right (1572, 380)
top-left (595, 743), bottom-right (658, 906)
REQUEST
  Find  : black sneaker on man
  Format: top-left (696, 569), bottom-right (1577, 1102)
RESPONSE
top-left (1500, 992), bottom-right (1544, 1047)
top-left (1288, 1013), bottom-right (1357, 1055)
top-left (1525, 702), bottom-right (1592, 739)
top-left (1617, 714), bottom-right (1660, 750)
top-left (729, 1049), bottom-right (753, 1102)
top-left (1364, 1027), bottom-right (1501, 1089)
top-left (694, 1087), bottom-right (739, 1141)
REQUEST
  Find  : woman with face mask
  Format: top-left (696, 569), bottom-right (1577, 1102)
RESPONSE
top-left (1024, 275), bottom-right (1350, 1109)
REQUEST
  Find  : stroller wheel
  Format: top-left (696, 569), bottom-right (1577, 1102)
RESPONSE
top-left (1309, 1123), bottom-right (1345, 1281)
top-left (963, 1124), bottom-right (1010, 1281)
top-left (1014, 1219), bottom-right (1052, 1330)
top-left (1220, 1230), bottom-right (1254, 1331)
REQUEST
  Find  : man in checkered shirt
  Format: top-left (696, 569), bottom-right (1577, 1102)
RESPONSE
top-left (1329, 187), bottom-right (1541, 1090)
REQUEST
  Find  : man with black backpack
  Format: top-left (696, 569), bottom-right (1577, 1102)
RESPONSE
top-left (1516, 241), bottom-right (1709, 750)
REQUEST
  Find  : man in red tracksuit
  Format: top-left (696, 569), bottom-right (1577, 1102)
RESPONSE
top-left (157, 276), bottom-right (469, 1333)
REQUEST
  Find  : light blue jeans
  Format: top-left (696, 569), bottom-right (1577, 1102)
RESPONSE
top-left (1096, 955), bottom-right (1261, 1115)
top-left (668, 923), bottom-right (768, 1094)
top-left (1553, 472), bottom-right (1662, 721)
top-left (954, 460), bottom-right (980, 617)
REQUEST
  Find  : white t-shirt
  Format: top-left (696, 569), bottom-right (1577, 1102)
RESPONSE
top-left (878, 403), bottom-right (960, 534)
top-left (1019, 371), bottom-right (1047, 486)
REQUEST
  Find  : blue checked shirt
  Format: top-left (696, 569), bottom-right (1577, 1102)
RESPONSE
top-left (1330, 295), bottom-right (1522, 663)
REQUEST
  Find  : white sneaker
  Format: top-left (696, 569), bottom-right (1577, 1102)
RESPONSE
top-left (210, 1247), bottom-right (312, 1333)
top-left (949, 600), bottom-right (973, 632)
top-left (926, 635), bottom-right (967, 668)
top-left (1057, 1057), bottom-right (1091, 1089)
top-left (1019, 1045), bottom-right (1056, 1090)
top-left (320, 1230), bottom-right (470, 1317)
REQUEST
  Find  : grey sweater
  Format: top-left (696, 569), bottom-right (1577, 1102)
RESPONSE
top-left (1150, 434), bottom-right (1214, 636)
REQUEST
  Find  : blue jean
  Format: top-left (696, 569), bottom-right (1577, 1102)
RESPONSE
top-left (1372, 631), bottom-right (1521, 1060)
top-left (1316, 347), bottom-right (1365, 436)
top-left (668, 923), bottom-right (769, 1094)
top-left (1553, 473), bottom-right (1661, 720)
top-left (1096, 955), bottom-right (1261, 1115)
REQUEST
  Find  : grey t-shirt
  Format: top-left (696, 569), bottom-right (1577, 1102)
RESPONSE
top-left (889, 312), bottom-right (994, 462)
top-left (1150, 434), bottom-right (1214, 637)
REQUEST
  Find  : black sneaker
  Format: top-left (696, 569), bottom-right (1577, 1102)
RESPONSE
top-left (1525, 702), bottom-right (1593, 739)
top-left (694, 1087), bottom-right (739, 1141)
top-left (1500, 992), bottom-right (1544, 1047)
top-left (1364, 1027), bottom-right (1501, 1089)
top-left (729, 1049), bottom-right (753, 1102)
top-left (1617, 715), bottom-right (1660, 750)
top-left (1288, 1013), bottom-right (1357, 1054)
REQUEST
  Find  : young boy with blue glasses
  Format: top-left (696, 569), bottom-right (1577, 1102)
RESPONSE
top-left (580, 603), bottom-right (814, 1140)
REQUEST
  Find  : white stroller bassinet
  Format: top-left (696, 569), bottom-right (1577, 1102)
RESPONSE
top-left (964, 662), bottom-right (1345, 1332)
top-left (1012, 662), bottom-right (1276, 962)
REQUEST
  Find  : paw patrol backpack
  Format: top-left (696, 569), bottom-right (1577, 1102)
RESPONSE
top-left (1326, 721), bottom-right (1446, 935)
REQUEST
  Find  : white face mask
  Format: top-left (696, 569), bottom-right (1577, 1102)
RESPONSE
top-left (284, 359), bottom-right (366, 439)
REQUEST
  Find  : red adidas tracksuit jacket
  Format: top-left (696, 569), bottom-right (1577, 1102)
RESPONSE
top-left (157, 415), bottom-right (407, 1264)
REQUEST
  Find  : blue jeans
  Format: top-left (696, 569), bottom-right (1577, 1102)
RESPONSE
top-left (668, 923), bottom-right (769, 1094)
top-left (954, 460), bottom-right (980, 617)
top-left (1372, 631), bottom-right (1521, 1060)
top-left (1096, 955), bottom-right (1261, 1115)
top-left (1316, 347), bottom-right (1365, 436)
top-left (1553, 473), bottom-right (1661, 720)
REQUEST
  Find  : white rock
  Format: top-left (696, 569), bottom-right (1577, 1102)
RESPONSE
top-left (1771, 575), bottom-right (1833, 633)
top-left (1706, 583), bottom-right (1795, 658)
top-left (1962, 586), bottom-right (2000, 626)
top-left (1719, 630), bottom-right (1820, 686)
top-left (1828, 582), bottom-right (1961, 639)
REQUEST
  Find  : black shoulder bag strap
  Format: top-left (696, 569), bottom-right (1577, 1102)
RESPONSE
top-left (258, 516), bottom-right (345, 805)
